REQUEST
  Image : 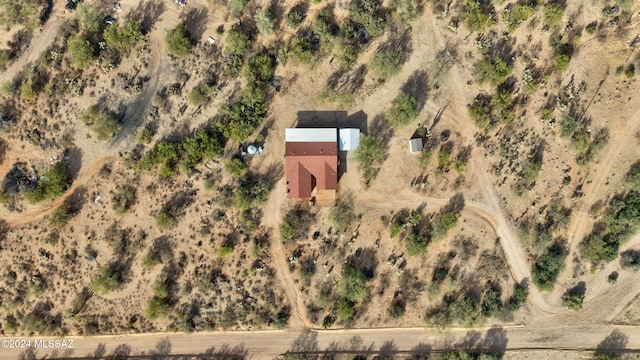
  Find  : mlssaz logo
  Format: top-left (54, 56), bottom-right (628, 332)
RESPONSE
top-left (33, 339), bottom-right (74, 348)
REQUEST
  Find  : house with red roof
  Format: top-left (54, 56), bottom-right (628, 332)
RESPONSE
top-left (285, 128), bottom-right (338, 206)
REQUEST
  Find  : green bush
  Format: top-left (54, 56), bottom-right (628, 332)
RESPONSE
top-left (224, 29), bottom-right (250, 56)
top-left (67, 35), bottom-right (96, 69)
top-left (506, 283), bottom-right (529, 311)
top-left (112, 186), bottom-right (136, 214)
top-left (280, 205), bottom-right (314, 242)
top-left (502, 3), bottom-right (535, 31)
top-left (406, 232), bottom-right (428, 256)
top-left (554, 53), bottom-right (570, 72)
top-left (460, 0), bottom-right (493, 31)
top-left (562, 285), bottom-right (585, 310)
top-left (75, 3), bottom-right (104, 33)
top-left (141, 252), bottom-right (159, 269)
top-left (188, 86), bottom-right (207, 106)
top-left (244, 53), bottom-right (275, 89)
top-left (103, 19), bottom-right (145, 55)
top-left (620, 249), bottom-right (640, 271)
top-left (146, 296), bottom-right (170, 320)
top-left (165, 24), bottom-right (192, 57)
top-left (385, 94), bottom-right (419, 128)
top-left (328, 200), bottom-right (356, 233)
top-left (370, 50), bottom-right (401, 80)
top-left (49, 203), bottom-right (72, 228)
top-left (228, 0), bottom-right (248, 18)
top-left (91, 265), bottom-right (122, 294)
top-left (355, 135), bottom-right (385, 187)
top-left (20, 82), bottom-right (37, 101)
top-left (336, 297), bottom-right (355, 320)
top-left (544, 3), bottom-right (564, 26)
top-left (0, 0), bottom-right (47, 30)
top-left (337, 265), bottom-right (367, 302)
top-left (23, 161), bottom-right (70, 203)
top-left (585, 21), bottom-right (597, 34)
top-left (217, 242), bottom-right (234, 258)
top-left (532, 241), bottom-right (566, 290)
top-left (136, 128), bottom-right (154, 144)
top-left (348, 0), bottom-right (386, 37)
top-left (224, 158), bottom-right (248, 177)
top-left (393, 0), bottom-right (421, 23)
top-left (219, 87), bottom-right (268, 142)
top-left (285, 9), bottom-right (305, 28)
top-left (0, 49), bottom-right (11, 70)
top-left (80, 105), bottom-right (119, 140)
top-left (289, 35), bottom-right (315, 65)
top-left (468, 95), bottom-right (492, 130)
top-left (254, 9), bottom-right (275, 35)
top-left (475, 57), bottom-right (511, 85)
top-left (155, 206), bottom-right (182, 230)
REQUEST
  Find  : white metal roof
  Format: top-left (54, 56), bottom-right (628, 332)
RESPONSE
top-left (286, 128), bottom-right (337, 143)
top-left (409, 138), bottom-right (423, 153)
top-left (339, 128), bottom-right (360, 151)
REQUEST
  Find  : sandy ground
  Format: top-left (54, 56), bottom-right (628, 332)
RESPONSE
top-left (1, 0), bottom-right (640, 356)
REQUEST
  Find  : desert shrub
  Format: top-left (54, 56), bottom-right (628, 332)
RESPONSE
top-left (406, 232), bottom-right (428, 256)
top-left (580, 166), bottom-right (640, 264)
top-left (224, 158), bottom-right (248, 177)
top-left (141, 252), bottom-right (159, 269)
top-left (285, 9), bottom-right (305, 28)
top-left (0, 0), bottom-right (47, 30)
top-left (432, 212), bottom-right (458, 240)
top-left (155, 206), bottom-right (182, 230)
top-left (280, 205), bottom-right (314, 242)
top-left (231, 174), bottom-right (270, 209)
top-left (0, 49), bottom-right (11, 70)
top-left (585, 21), bottom-right (597, 34)
top-left (475, 58), bottom-right (511, 85)
top-left (544, 3), bottom-right (564, 26)
top-left (136, 128), bottom-right (154, 144)
top-left (620, 249), bottom-right (640, 271)
top-left (502, 3), bottom-right (535, 31)
top-left (217, 242), bottom-right (234, 258)
top-left (23, 161), bottom-right (70, 203)
top-left (393, 0), bottom-right (421, 23)
top-left (20, 82), bottom-right (37, 101)
top-left (386, 94), bottom-right (419, 128)
top-left (468, 95), bottom-right (492, 130)
top-left (165, 24), bottom-right (192, 57)
top-left (336, 297), bottom-right (355, 320)
top-left (506, 283), bottom-right (529, 311)
top-left (219, 87), bottom-right (268, 142)
top-left (289, 35), bottom-right (316, 65)
top-left (49, 203), bottom-right (72, 228)
top-left (427, 290), bottom-right (482, 327)
top-left (348, 0), bottom-right (386, 38)
top-left (389, 297), bottom-right (406, 318)
top-left (532, 241), bottom-right (566, 290)
top-left (112, 186), bottom-right (136, 214)
top-left (76, 2), bottom-right (105, 34)
top-left (562, 284), bottom-right (585, 310)
top-left (244, 53), bottom-right (275, 89)
top-left (481, 284), bottom-right (501, 317)
top-left (625, 64), bottom-right (635, 78)
top-left (460, 0), bottom-right (493, 31)
top-left (338, 265), bottom-right (367, 302)
top-left (146, 279), bottom-right (171, 320)
top-left (322, 314), bottom-right (336, 328)
top-left (67, 35), bottom-right (96, 69)
top-left (103, 19), bottom-right (145, 55)
top-left (228, 0), bottom-right (248, 18)
top-left (91, 265), bottom-right (123, 294)
top-left (80, 105), bottom-right (119, 140)
top-left (188, 86), bottom-right (208, 106)
top-left (370, 50), bottom-right (401, 80)
top-left (254, 9), bottom-right (275, 35)
top-left (554, 53), bottom-right (570, 72)
top-left (328, 200), bottom-right (356, 233)
top-left (224, 29), bottom-right (250, 56)
top-left (355, 135), bottom-right (385, 187)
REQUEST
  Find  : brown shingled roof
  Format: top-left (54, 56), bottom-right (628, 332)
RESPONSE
top-left (285, 142), bottom-right (338, 200)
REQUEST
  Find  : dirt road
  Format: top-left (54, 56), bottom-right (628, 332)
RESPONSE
top-left (1, 325), bottom-right (638, 359)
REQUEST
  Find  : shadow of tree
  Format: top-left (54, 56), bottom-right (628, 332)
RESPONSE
top-left (128, 0), bottom-right (167, 33)
top-left (368, 113), bottom-right (394, 160)
top-left (63, 146), bottom-right (83, 181)
top-left (401, 70), bottom-right (429, 112)
top-left (183, 6), bottom-right (209, 43)
top-left (595, 329), bottom-right (628, 357)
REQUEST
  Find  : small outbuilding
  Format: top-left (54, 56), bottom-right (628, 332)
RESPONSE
top-left (409, 138), bottom-right (423, 153)
top-left (338, 128), bottom-right (360, 151)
